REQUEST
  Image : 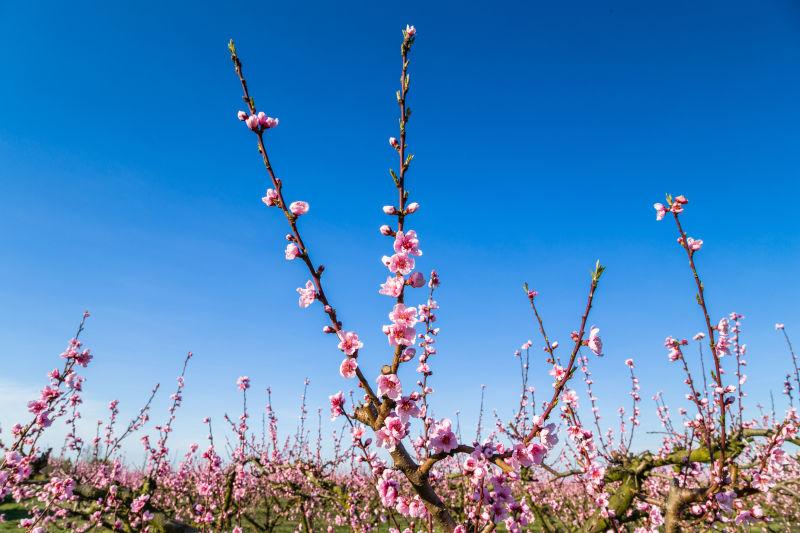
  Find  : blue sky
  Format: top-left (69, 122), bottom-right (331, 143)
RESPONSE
top-left (1, 1), bottom-right (799, 457)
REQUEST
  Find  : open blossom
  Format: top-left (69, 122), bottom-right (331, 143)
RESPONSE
top-left (329, 391), bottom-right (345, 420)
top-left (511, 441), bottom-right (546, 468)
top-left (379, 276), bottom-right (405, 297)
top-left (339, 357), bottom-right (358, 378)
top-left (665, 336), bottom-right (685, 361)
top-left (389, 303), bottom-right (418, 327)
top-left (377, 373), bottom-right (402, 400)
top-left (337, 331), bottom-right (363, 356)
top-left (297, 280), bottom-right (317, 308)
top-left (653, 202), bottom-right (667, 220)
top-left (383, 253), bottom-right (415, 276)
top-left (236, 376), bottom-right (250, 391)
top-left (587, 326), bottom-right (603, 356)
top-left (405, 24), bottom-right (416, 37)
top-left (383, 323), bottom-right (416, 346)
top-left (534, 418), bottom-right (559, 448)
top-left (429, 418), bottom-right (458, 454)
top-left (376, 415), bottom-right (408, 450)
top-left (377, 474), bottom-right (399, 507)
top-left (262, 188), bottom-right (278, 206)
top-left (625, 358), bottom-right (634, 368)
top-left (285, 243), bottom-right (300, 260)
top-left (549, 364), bottom-right (567, 385)
top-left (394, 395), bottom-right (421, 422)
top-left (289, 201), bottom-right (309, 216)
top-left (393, 230), bottom-right (422, 256)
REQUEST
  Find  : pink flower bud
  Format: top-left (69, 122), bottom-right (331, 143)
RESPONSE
top-left (408, 271), bottom-right (425, 288)
top-left (285, 243), bottom-right (301, 260)
top-left (245, 114), bottom-right (259, 131)
top-left (405, 25), bottom-right (416, 37)
top-left (405, 202), bottom-right (419, 214)
top-left (383, 205), bottom-right (396, 215)
top-left (289, 201), bottom-right (309, 216)
top-left (237, 110), bottom-right (248, 121)
top-left (261, 188), bottom-right (279, 207)
top-left (257, 111), bottom-right (279, 129)
top-left (389, 137), bottom-right (399, 149)
top-left (379, 224), bottom-right (392, 236)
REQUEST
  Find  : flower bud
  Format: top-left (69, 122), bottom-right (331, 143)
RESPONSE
top-left (379, 225), bottom-right (392, 236)
top-left (383, 205), bottom-right (396, 215)
top-left (245, 114), bottom-right (260, 131)
top-left (405, 202), bottom-right (419, 214)
top-left (408, 271), bottom-right (425, 288)
top-left (237, 110), bottom-right (248, 121)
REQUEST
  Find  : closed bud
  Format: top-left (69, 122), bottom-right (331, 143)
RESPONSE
top-left (380, 225), bottom-right (392, 236)
top-left (408, 271), bottom-right (425, 288)
top-left (405, 202), bottom-right (419, 214)
top-left (383, 205), bottom-right (396, 215)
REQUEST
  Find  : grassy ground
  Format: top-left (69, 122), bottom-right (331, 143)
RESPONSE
top-left (0, 501), bottom-right (392, 532)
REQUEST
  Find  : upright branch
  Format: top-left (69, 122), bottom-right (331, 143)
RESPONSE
top-left (656, 195), bottom-right (728, 484)
top-left (228, 39), bottom-right (380, 408)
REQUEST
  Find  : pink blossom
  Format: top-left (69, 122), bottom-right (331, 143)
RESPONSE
top-left (625, 358), bottom-right (634, 368)
top-left (329, 391), bottom-right (345, 420)
top-left (394, 396), bottom-right (421, 422)
top-left (375, 415), bottom-right (408, 450)
top-left (549, 364), bottom-right (566, 385)
top-left (379, 276), bottom-right (404, 297)
top-left (289, 201), bottom-right (309, 216)
top-left (587, 326), bottom-right (603, 356)
top-left (389, 303), bottom-right (418, 327)
top-left (297, 280), bottom-right (317, 308)
top-left (377, 474), bottom-right (399, 507)
top-left (405, 25), bottom-right (416, 37)
top-left (383, 253), bottom-right (415, 275)
top-left (686, 237), bottom-right (703, 252)
top-left (653, 203), bottom-right (667, 221)
top-left (236, 376), bottom-right (250, 390)
top-left (429, 418), bottom-right (458, 454)
top-left (337, 331), bottom-right (363, 356)
top-left (339, 357), bottom-right (358, 379)
top-left (245, 114), bottom-right (259, 131)
top-left (257, 111), bottom-right (279, 129)
top-left (376, 374), bottom-right (402, 400)
top-left (511, 441), bottom-right (546, 468)
top-left (393, 230), bottom-right (422, 256)
top-left (389, 137), bottom-right (399, 150)
top-left (261, 188), bottom-right (279, 207)
top-left (383, 323), bottom-right (416, 346)
top-left (285, 243), bottom-right (300, 260)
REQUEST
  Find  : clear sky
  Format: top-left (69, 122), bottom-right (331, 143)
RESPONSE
top-left (1, 1), bottom-right (799, 458)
